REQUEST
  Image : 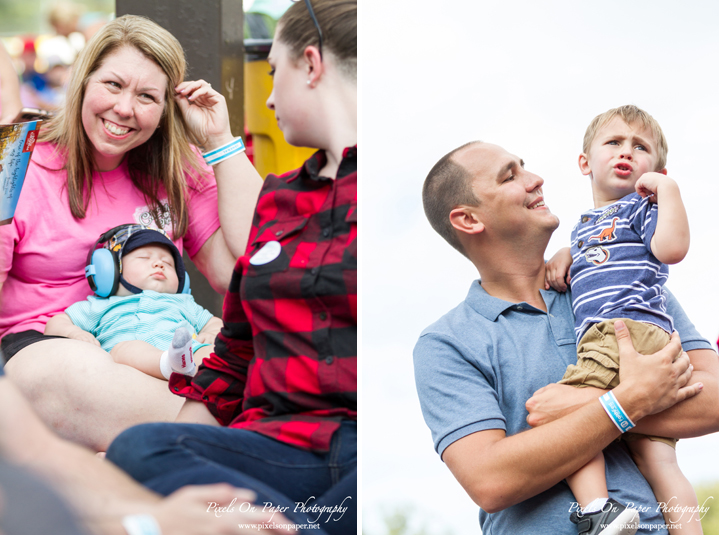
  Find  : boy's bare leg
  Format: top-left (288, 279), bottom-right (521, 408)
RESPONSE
top-left (629, 438), bottom-right (703, 534)
top-left (4, 339), bottom-right (184, 452)
top-left (566, 451), bottom-right (608, 510)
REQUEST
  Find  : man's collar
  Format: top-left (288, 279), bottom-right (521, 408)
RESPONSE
top-left (466, 281), bottom-right (516, 321)
top-left (466, 280), bottom-right (555, 320)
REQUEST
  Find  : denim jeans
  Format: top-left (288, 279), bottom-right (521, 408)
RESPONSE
top-left (106, 420), bottom-right (356, 535)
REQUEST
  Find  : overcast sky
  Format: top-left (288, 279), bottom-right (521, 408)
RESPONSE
top-left (362, 1), bottom-right (719, 533)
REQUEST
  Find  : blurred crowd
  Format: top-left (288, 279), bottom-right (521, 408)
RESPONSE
top-left (1, 1), bottom-right (111, 116)
top-left (1, 0), bottom-right (295, 122)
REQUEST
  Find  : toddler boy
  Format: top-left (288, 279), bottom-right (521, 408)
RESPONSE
top-left (45, 225), bottom-right (222, 380)
top-left (545, 105), bottom-right (700, 535)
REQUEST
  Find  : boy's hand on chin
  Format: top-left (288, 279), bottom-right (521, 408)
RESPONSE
top-left (635, 172), bottom-right (676, 202)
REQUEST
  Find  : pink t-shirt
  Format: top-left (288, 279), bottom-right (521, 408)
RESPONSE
top-left (0, 142), bottom-right (221, 337)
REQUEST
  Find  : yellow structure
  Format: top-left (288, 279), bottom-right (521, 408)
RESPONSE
top-left (244, 42), bottom-right (315, 179)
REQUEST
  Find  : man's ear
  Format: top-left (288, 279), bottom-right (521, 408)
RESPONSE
top-left (449, 206), bottom-right (485, 236)
top-left (578, 153), bottom-right (592, 176)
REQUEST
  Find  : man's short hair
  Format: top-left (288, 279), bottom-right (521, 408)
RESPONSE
top-left (423, 141), bottom-right (481, 257)
top-left (583, 105), bottom-right (668, 170)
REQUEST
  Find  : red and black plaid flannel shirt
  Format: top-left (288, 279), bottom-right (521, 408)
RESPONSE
top-left (170, 147), bottom-right (357, 452)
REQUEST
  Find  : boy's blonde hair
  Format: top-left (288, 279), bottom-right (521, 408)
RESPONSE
top-left (582, 105), bottom-right (668, 171)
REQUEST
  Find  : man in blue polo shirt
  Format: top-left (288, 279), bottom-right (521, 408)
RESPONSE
top-left (413, 141), bottom-right (719, 535)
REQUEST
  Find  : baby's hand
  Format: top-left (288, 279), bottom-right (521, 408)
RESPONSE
top-left (70, 331), bottom-right (101, 347)
top-left (545, 247), bottom-right (573, 292)
top-left (635, 172), bottom-right (675, 202)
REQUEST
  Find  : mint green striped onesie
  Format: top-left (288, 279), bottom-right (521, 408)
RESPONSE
top-left (65, 290), bottom-right (214, 352)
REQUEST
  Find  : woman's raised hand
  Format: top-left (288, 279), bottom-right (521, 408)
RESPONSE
top-left (174, 80), bottom-right (235, 150)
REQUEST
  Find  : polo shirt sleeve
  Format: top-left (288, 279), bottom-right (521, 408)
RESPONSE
top-left (414, 330), bottom-right (506, 459)
top-left (664, 288), bottom-right (712, 351)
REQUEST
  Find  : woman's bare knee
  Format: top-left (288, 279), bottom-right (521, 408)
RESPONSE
top-left (3, 338), bottom-right (182, 450)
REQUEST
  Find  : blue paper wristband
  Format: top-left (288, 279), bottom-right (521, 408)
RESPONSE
top-left (599, 391), bottom-right (636, 432)
top-left (122, 514), bottom-right (162, 535)
top-left (202, 137), bottom-right (246, 166)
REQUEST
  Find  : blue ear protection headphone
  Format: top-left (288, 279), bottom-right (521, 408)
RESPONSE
top-left (85, 224), bottom-right (190, 297)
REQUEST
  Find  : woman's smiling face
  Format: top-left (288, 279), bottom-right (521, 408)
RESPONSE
top-left (81, 46), bottom-right (167, 171)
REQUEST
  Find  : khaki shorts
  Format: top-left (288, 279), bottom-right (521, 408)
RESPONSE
top-left (559, 318), bottom-right (678, 448)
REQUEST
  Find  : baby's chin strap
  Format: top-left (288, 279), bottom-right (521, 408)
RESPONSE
top-left (119, 276), bottom-right (143, 295)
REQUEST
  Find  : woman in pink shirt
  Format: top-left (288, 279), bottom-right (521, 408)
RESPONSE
top-left (0, 15), bottom-right (262, 451)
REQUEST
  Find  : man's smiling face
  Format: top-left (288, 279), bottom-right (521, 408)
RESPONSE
top-left (454, 143), bottom-right (560, 240)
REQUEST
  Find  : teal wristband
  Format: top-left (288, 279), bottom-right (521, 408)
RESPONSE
top-left (202, 137), bottom-right (245, 166)
top-left (599, 391), bottom-right (636, 432)
top-left (122, 514), bottom-right (162, 535)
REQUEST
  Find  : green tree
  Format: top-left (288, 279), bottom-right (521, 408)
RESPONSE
top-left (696, 483), bottom-right (719, 535)
top-left (364, 506), bottom-right (455, 535)
top-left (0, 0), bottom-right (114, 36)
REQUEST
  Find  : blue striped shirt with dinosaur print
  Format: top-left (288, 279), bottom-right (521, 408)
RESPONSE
top-left (569, 192), bottom-right (673, 342)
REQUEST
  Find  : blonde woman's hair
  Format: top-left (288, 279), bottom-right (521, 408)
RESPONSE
top-left (582, 105), bottom-right (668, 171)
top-left (40, 14), bottom-right (206, 237)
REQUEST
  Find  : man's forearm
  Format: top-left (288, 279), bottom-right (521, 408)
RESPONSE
top-left (445, 397), bottom-right (622, 512)
top-left (633, 348), bottom-right (719, 437)
top-left (527, 348), bottom-right (719, 438)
